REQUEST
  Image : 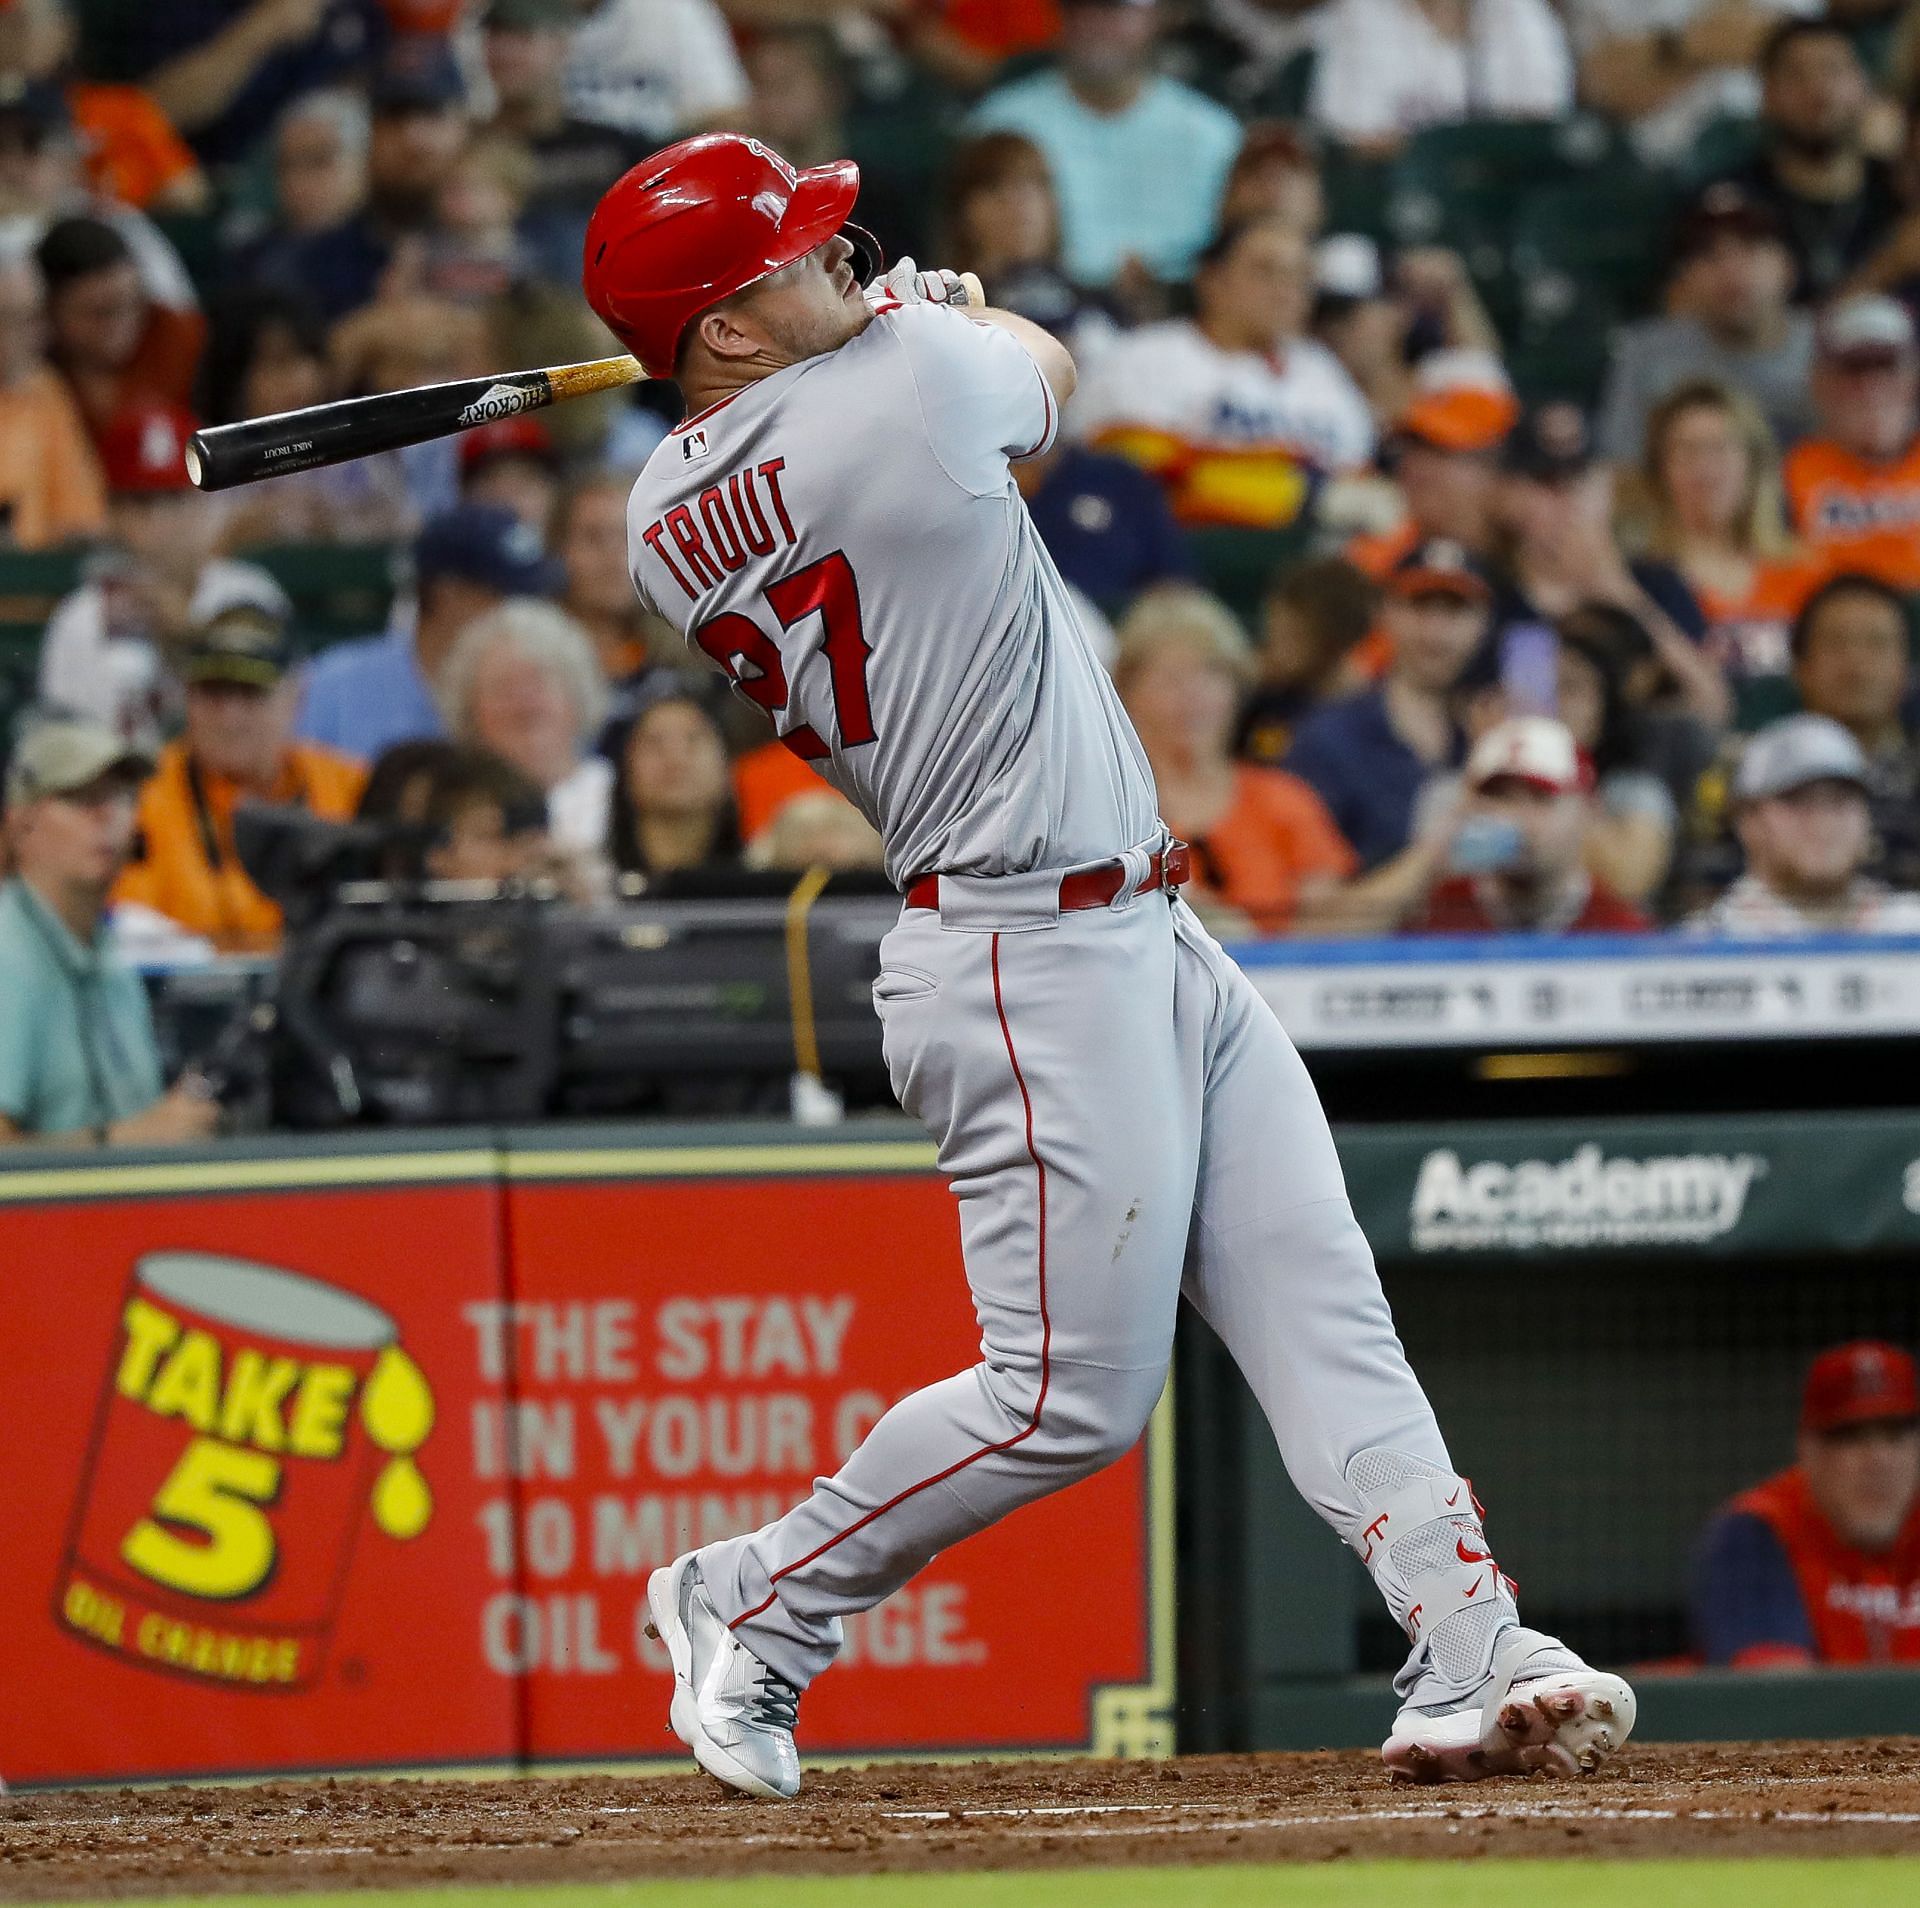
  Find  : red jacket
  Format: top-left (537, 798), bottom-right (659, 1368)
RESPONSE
top-left (1730, 1466), bottom-right (1920, 1665)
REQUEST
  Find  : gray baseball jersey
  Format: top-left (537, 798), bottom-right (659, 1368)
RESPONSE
top-left (625, 302), bottom-right (1158, 886)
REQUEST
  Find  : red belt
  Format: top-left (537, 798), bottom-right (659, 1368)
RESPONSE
top-left (905, 842), bottom-right (1191, 913)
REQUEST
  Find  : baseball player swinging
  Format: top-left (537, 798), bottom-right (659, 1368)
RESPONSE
top-left (583, 134), bottom-right (1636, 1799)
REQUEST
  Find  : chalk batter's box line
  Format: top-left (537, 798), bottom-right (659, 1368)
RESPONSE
top-left (0, 1142), bottom-right (947, 1208)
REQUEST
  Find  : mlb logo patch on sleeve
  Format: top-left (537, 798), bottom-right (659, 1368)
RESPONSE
top-left (683, 429), bottom-right (710, 463)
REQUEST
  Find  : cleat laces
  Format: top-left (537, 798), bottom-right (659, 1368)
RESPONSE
top-left (746, 1660), bottom-right (800, 1731)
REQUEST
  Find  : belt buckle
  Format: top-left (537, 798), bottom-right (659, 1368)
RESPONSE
top-left (1159, 839), bottom-right (1190, 894)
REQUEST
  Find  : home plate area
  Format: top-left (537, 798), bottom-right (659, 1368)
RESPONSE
top-left (4, 1739), bottom-right (1920, 1896)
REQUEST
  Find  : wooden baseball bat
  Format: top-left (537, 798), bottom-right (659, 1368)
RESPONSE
top-left (183, 357), bottom-right (645, 492)
top-left (183, 274), bottom-right (987, 492)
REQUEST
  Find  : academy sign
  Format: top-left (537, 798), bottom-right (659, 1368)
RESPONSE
top-left (1410, 1143), bottom-right (1767, 1251)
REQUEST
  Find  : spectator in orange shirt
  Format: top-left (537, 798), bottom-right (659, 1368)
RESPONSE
top-left (1114, 584), bottom-right (1357, 936)
top-left (115, 605), bottom-right (366, 954)
top-left (1642, 378), bottom-right (1825, 685)
top-left (1782, 294), bottom-right (1920, 592)
top-left (0, 246), bottom-right (106, 548)
top-left (35, 214), bottom-right (203, 446)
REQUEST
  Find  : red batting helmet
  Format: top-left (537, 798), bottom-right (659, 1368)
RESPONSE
top-left (583, 133), bottom-right (866, 379)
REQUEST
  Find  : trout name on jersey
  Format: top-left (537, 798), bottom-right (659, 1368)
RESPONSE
top-left (639, 457), bottom-right (798, 603)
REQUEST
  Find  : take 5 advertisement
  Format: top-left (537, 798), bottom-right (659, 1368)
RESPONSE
top-left (0, 1136), bottom-right (1171, 1787)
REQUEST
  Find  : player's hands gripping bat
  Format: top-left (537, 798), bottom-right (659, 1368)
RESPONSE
top-left (864, 259), bottom-right (987, 315)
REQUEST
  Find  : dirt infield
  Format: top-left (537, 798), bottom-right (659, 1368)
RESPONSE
top-left (5, 1739), bottom-right (1919, 1899)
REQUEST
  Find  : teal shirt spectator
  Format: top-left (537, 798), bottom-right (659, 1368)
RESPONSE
top-left (970, 73), bottom-right (1243, 286)
top-left (0, 878), bottom-right (163, 1138)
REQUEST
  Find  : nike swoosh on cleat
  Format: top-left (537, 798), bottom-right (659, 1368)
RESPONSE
top-left (1457, 1538), bottom-right (1492, 1564)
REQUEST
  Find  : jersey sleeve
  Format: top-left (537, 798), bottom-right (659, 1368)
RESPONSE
top-left (887, 302), bottom-right (1058, 497)
top-left (1688, 1510), bottom-right (1817, 1668)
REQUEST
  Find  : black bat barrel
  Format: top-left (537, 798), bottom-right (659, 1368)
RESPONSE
top-left (184, 369), bottom-right (557, 491)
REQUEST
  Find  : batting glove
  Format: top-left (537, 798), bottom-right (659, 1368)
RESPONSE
top-left (864, 257), bottom-right (970, 315)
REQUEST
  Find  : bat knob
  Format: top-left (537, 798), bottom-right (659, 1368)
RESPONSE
top-left (183, 436), bottom-right (207, 489)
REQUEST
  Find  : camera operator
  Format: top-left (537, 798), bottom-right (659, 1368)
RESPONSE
top-left (0, 719), bottom-right (219, 1147)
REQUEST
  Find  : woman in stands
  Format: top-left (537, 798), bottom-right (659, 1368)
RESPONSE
top-left (1114, 584), bottom-right (1358, 936)
top-left (606, 676), bottom-right (742, 885)
top-left (1641, 378), bottom-right (1826, 695)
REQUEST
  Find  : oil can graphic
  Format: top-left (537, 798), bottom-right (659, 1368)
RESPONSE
top-left (57, 1253), bottom-right (434, 1690)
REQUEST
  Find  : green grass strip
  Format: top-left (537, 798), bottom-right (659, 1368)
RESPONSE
top-left (40, 1856), bottom-right (1920, 1908)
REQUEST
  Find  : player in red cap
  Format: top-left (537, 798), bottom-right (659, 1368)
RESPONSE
top-left (1691, 1341), bottom-right (1920, 1665)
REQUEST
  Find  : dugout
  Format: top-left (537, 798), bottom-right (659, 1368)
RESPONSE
top-left (1179, 930), bottom-right (1920, 1753)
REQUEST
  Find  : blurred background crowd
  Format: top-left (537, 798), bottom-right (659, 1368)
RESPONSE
top-left (6, 0), bottom-right (1920, 1125)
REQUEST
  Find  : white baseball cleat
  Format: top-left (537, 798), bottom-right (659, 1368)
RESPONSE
top-left (644, 1553), bottom-right (803, 1799)
top-left (1382, 1625), bottom-right (1636, 1783)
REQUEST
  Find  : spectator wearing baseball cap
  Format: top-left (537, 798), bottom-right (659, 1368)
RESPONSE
top-left (1404, 716), bottom-right (1651, 935)
top-left (1780, 294), bottom-right (1920, 592)
top-left (458, 416), bottom-right (562, 536)
top-left (296, 503), bottom-right (565, 763)
top-left (37, 400), bottom-right (290, 749)
top-left (1345, 350), bottom-right (1516, 580)
top-left (1283, 538), bottom-right (1483, 879)
top-left (113, 606), bottom-right (366, 955)
top-left (0, 247), bottom-right (108, 551)
top-left (1691, 1341), bottom-right (1920, 1668)
top-left (0, 717), bottom-right (219, 1148)
top-left (1597, 184), bottom-right (1816, 466)
top-left (1686, 712), bottom-right (1920, 936)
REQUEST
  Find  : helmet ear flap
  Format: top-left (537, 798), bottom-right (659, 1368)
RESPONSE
top-left (842, 222), bottom-right (885, 287)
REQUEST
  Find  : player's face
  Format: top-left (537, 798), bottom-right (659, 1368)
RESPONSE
top-left (1800, 1419), bottom-right (1920, 1553)
top-left (735, 236), bottom-right (871, 365)
top-left (1796, 591), bottom-right (1910, 732)
top-left (1738, 780), bottom-right (1870, 896)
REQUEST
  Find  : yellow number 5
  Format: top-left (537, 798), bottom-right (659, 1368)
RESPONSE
top-left (122, 1436), bottom-right (281, 1599)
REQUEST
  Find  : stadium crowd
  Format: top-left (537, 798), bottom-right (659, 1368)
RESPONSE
top-left (7, 0), bottom-right (1920, 1138)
